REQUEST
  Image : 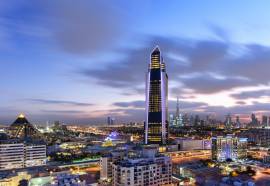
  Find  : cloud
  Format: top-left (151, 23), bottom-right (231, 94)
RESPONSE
top-left (29, 98), bottom-right (93, 106)
top-left (79, 33), bottom-right (270, 97)
top-left (235, 101), bottom-right (246, 105)
top-left (224, 44), bottom-right (270, 85)
top-left (113, 100), bottom-right (207, 112)
top-left (180, 74), bottom-right (251, 94)
top-left (0, 0), bottom-right (127, 55)
top-left (207, 24), bottom-right (230, 42)
top-left (231, 89), bottom-right (270, 100)
top-left (40, 109), bottom-right (85, 114)
top-left (201, 102), bottom-right (270, 116)
top-left (40, 0), bottom-right (127, 54)
top-left (79, 36), bottom-right (230, 93)
top-left (113, 101), bottom-right (145, 109)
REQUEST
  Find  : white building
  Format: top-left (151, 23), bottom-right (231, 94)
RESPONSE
top-left (100, 156), bottom-right (113, 181)
top-left (112, 149), bottom-right (172, 186)
top-left (25, 144), bottom-right (47, 167)
top-left (0, 142), bottom-right (24, 170)
top-left (0, 140), bottom-right (46, 170)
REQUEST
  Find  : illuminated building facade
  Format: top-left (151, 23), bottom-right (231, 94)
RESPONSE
top-left (0, 141), bottom-right (24, 170)
top-left (211, 134), bottom-right (247, 161)
top-left (112, 148), bottom-right (172, 186)
top-left (24, 144), bottom-right (47, 167)
top-left (145, 47), bottom-right (168, 145)
top-left (224, 113), bottom-right (232, 129)
top-left (0, 140), bottom-right (46, 170)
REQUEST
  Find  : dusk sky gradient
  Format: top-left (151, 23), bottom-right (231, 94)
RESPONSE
top-left (1, 0), bottom-right (270, 124)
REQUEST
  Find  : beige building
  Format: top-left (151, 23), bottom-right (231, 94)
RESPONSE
top-left (112, 155), bottom-right (172, 186)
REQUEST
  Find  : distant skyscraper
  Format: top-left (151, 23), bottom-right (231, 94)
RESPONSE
top-left (225, 113), bottom-right (232, 129)
top-left (175, 97), bottom-right (183, 127)
top-left (236, 115), bottom-right (241, 128)
top-left (176, 97), bottom-right (180, 118)
top-left (169, 97), bottom-right (183, 127)
top-left (250, 113), bottom-right (258, 126)
top-left (107, 117), bottom-right (111, 125)
top-left (107, 116), bottom-right (114, 125)
top-left (145, 46), bottom-right (168, 145)
top-left (188, 114), bottom-right (193, 126)
top-left (262, 115), bottom-right (268, 127)
top-left (194, 115), bottom-right (200, 126)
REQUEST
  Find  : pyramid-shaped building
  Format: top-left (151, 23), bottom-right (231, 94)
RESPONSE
top-left (9, 114), bottom-right (39, 139)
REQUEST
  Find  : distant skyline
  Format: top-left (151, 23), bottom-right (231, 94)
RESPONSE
top-left (1, 1), bottom-right (270, 124)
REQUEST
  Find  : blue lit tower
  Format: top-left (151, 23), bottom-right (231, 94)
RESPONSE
top-left (145, 46), bottom-right (168, 145)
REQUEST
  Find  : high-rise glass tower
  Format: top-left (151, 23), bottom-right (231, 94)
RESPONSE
top-left (145, 46), bottom-right (168, 145)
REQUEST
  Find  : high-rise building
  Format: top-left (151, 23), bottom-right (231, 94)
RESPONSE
top-left (194, 115), bottom-right (200, 126)
top-left (107, 117), bottom-right (111, 125)
top-left (145, 47), bottom-right (168, 145)
top-left (250, 113), bottom-right (258, 126)
top-left (188, 114), bottom-right (193, 126)
top-left (262, 115), bottom-right (269, 127)
top-left (176, 97), bottom-right (180, 118)
top-left (169, 97), bottom-right (183, 128)
top-left (107, 116), bottom-right (115, 125)
top-left (174, 97), bottom-right (183, 127)
top-left (169, 114), bottom-right (174, 127)
top-left (236, 116), bottom-right (241, 128)
top-left (225, 113), bottom-right (232, 129)
top-left (211, 134), bottom-right (247, 162)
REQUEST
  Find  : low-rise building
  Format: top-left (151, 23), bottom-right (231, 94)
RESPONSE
top-left (24, 144), bottom-right (47, 167)
top-left (239, 128), bottom-right (270, 147)
top-left (112, 147), bottom-right (172, 186)
top-left (174, 138), bottom-right (211, 151)
top-left (0, 140), bottom-right (46, 170)
top-left (0, 140), bottom-right (24, 170)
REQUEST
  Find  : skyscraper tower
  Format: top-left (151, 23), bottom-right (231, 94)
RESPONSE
top-left (225, 113), bottom-right (232, 129)
top-left (236, 115), bottom-right (241, 128)
top-left (176, 97), bottom-right (180, 118)
top-left (174, 97), bottom-right (183, 127)
top-left (145, 46), bottom-right (168, 145)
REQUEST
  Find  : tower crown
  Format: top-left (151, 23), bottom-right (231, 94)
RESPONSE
top-left (152, 46), bottom-right (160, 54)
top-left (150, 46), bottom-right (163, 69)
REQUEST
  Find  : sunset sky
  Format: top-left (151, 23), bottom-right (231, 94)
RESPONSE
top-left (1, 0), bottom-right (270, 124)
